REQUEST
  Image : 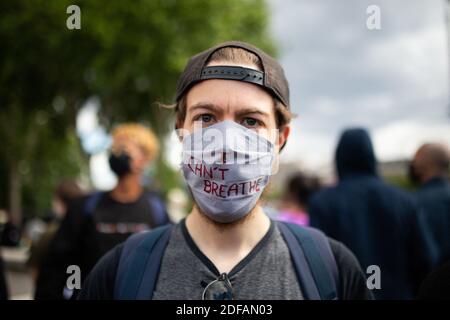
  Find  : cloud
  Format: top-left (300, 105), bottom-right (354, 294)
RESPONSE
top-left (373, 118), bottom-right (450, 161)
top-left (270, 0), bottom-right (449, 171)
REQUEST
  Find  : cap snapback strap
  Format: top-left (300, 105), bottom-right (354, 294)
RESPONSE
top-left (200, 65), bottom-right (264, 86)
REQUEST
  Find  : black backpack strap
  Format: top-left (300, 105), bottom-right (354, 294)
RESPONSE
top-left (114, 225), bottom-right (173, 299)
top-left (278, 221), bottom-right (339, 300)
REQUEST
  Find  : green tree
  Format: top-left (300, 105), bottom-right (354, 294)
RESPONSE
top-left (0, 0), bottom-right (275, 224)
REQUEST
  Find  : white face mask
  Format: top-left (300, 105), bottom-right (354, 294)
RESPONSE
top-left (181, 120), bottom-right (276, 223)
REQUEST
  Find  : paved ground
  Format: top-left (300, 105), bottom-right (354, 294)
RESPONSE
top-left (2, 246), bottom-right (34, 300)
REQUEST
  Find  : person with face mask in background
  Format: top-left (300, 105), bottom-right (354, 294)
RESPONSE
top-left (409, 143), bottom-right (450, 265)
top-left (79, 41), bottom-right (373, 300)
top-left (309, 128), bottom-right (438, 299)
top-left (35, 124), bottom-right (170, 300)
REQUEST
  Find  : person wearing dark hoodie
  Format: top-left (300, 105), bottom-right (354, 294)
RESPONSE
top-left (34, 124), bottom-right (170, 300)
top-left (309, 128), bottom-right (437, 299)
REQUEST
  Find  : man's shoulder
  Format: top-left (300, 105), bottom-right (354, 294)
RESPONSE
top-left (276, 223), bottom-right (372, 299)
top-left (78, 224), bottom-right (176, 300)
top-left (78, 242), bottom-right (125, 300)
top-left (327, 237), bottom-right (360, 269)
top-left (326, 237), bottom-right (373, 300)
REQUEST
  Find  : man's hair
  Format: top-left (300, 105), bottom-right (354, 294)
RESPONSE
top-left (112, 123), bottom-right (159, 160)
top-left (169, 47), bottom-right (293, 129)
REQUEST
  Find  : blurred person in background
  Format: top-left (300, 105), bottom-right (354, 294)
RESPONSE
top-left (28, 180), bottom-right (85, 283)
top-left (34, 123), bottom-right (170, 300)
top-left (409, 143), bottom-right (450, 266)
top-left (309, 128), bottom-right (437, 299)
top-left (0, 210), bottom-right (21, 248)
top-left (277, 172), bottom-right (321, 226)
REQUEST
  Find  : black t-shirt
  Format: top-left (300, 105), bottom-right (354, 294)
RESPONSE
top-left (78, 221), bottom-right (373, 300)
top-left (92, 192), bottom-right (158, 256)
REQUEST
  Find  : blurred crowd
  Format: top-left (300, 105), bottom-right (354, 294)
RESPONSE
top-left (0, 124), bottom-right (449, 300)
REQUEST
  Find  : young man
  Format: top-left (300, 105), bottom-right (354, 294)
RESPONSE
top-left (35, 123), bottom-right (170, 299)
top-left (79, 41), bottom-right (372, 300)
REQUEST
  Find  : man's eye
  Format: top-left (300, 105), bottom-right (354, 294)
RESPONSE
top-left (201, 114), bottom-right (213, 122)
top-left (242, 117), bottom-right (260, 127)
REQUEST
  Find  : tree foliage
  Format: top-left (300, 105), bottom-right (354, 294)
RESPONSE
top-left (0, 0), bottom-right (275, 221)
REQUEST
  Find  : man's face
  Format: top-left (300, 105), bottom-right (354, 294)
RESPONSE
top-left (180, 73), bottom-right (290, 223)
top-left (111, 136), bottom-right (149, 174)
top-left (182, 78), bottom-right (289, 152)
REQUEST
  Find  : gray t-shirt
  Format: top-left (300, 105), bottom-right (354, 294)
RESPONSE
top-left (78, 219), bottom-right (373, 300)
top-left (152, 220), bottom-right (303, 300)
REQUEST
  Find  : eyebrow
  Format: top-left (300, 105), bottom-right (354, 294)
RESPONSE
top-left (188, 103), bottom-right (270, 119)
top-left (235, 107), bottom-right (270, 119)
top-left (188, 102), bottom-right (222, 115)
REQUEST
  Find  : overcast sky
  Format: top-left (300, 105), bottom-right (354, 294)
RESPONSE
top-left (269, 0), bottom-right (450, 171)
top-left (88, 1), bottom-right (450, 189)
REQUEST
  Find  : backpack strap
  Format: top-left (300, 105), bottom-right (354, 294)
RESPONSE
top-left (114, 224), bottom-right (173, 300)
top-left (83, 192), bottom-right (105, 217)
top-left (278, 221), bottom-right (340, 300)
top-left (145, 191), bottom-right (171, 227)
top-left (113, 220), bottom-right (339, 300)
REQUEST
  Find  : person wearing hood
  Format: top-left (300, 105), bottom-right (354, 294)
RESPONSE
top-left (309, 128), bottom-right (437, 299)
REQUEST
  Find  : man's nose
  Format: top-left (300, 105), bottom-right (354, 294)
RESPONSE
top-left (222, 114), bottom-right (237, 123)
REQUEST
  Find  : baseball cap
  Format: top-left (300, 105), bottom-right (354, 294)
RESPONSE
top-left (175, 41), bottom-right (290, 109)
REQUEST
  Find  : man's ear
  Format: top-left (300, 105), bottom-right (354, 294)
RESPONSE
top-left (277, 125), bottom-right (290, 152)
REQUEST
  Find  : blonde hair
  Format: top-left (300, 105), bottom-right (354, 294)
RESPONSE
top-left (111, 123), bottom-right (159, 160)
top-left (166, 47), bottom-right (293, 129)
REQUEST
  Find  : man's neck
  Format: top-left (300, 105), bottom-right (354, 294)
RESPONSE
top-left (110, 174), bottom-right (143, 203)
top-left (185, 204), bottom-right (271, 274)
